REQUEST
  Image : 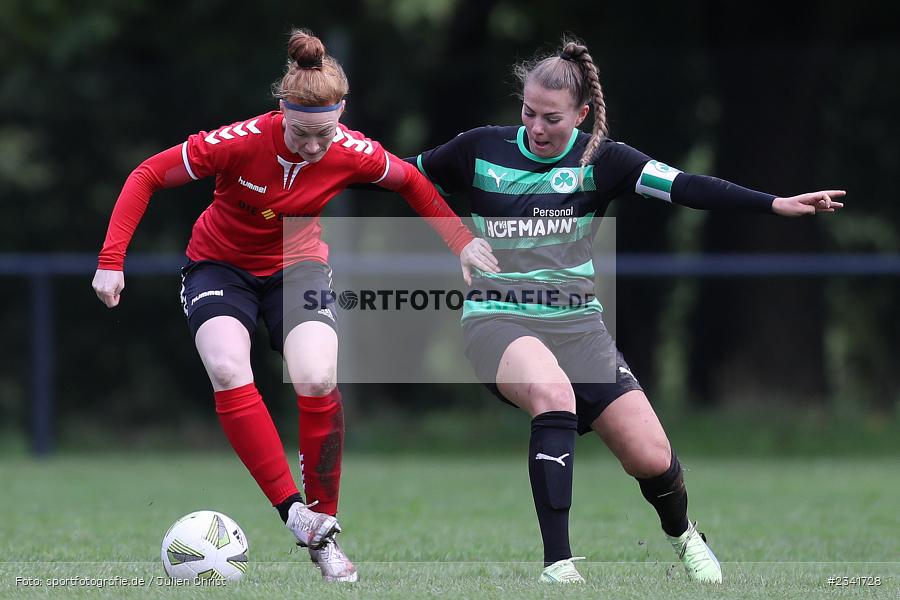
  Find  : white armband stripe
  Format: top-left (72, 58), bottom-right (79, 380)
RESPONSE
top-left (635, 160), bottom-right (681, 202)
top-left (371, 151), bottom-right (390, 184)
top-left (181, 141), bottom-right (198, 181)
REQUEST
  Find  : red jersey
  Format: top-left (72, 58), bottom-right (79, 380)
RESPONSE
top-left (183, 111), bottom-right (388, 274)
top-left (98, 111), bottom-right (472, 275)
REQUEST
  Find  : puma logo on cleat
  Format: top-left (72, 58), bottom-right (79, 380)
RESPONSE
top-left (535, 452), bottom-right (570, 466)
top-left (487, 168), bottom-right (507, 189)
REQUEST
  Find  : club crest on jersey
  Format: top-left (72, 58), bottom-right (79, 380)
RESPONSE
top-left (550, 168), bottom-right (578, 193)
top-left (277, 156), bottom-right (308, 190)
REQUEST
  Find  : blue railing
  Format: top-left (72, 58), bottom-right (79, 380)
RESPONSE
top-left (9, 252), bottom-right (900, 456)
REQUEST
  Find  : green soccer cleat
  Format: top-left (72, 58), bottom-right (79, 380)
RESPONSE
top-left (539, 557), bottom-right (586, 583)
top-left (666, 521), bottom-right (722, 583)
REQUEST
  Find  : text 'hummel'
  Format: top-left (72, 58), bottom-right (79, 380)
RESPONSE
top-left (238, 176), bottom-right (267, 194)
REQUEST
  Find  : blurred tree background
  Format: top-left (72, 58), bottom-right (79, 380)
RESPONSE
top-left (1, 0), bottom-right (898, 453)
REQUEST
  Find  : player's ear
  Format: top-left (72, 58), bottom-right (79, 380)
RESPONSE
top-left (575, 104), bottom-right (589, 127)
top-left (336, 99), bottom-right (346, 120)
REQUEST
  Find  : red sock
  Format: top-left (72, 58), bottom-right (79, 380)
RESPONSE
top-left (297, 388), bottom-right (344, 515)
top-left (214, 383), bottom-right (298, 505)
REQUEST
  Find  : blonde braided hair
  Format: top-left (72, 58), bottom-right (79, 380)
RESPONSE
top-left (515, 37), bottom-right (609, 188)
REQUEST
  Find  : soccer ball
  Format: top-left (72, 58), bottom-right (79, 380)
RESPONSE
top-left (161, 510), bottom-right (249, 582)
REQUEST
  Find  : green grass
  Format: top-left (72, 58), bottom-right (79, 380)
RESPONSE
top-left (1, 454), bottom-right (898, 598)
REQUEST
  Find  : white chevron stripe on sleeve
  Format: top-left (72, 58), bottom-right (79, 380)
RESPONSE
top-left (202, 119), bottom-right (262, 145)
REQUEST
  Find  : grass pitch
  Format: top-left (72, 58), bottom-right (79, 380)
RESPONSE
top-left (1, 453), bottom-right (897, 598)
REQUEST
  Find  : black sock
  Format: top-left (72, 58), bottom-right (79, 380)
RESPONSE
top-left (275, 493), bottom-right (305, 523)
top-left (636, 450), bottom-right (689, 537)
top-left (528, 410), bottom-right (578, 566)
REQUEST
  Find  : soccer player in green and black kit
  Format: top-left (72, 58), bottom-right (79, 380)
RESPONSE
top-left (415, 38), bottom-right (845, 583)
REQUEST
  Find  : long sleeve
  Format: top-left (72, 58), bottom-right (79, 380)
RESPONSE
top-left (670, 173), bottom-right (775, 213)
top-left (628, 155), bottom-right (774, 213)
top-left (97, 144), bottom-right (193, 269)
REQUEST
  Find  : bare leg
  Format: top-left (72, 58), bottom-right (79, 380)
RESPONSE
top-left (590, 390), bottom-right (670, 477)
top-left (283, 321), bottom-right (338, 397)
top-left (195, 316), bottom-right (253, 391)
top-left (592, 390), bottom-right (687, 537)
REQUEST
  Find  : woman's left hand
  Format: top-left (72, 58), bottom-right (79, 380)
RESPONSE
top-left (772, 190), bottom-right (846, 216)
top-left (460, 238), bottom-right (499, 286)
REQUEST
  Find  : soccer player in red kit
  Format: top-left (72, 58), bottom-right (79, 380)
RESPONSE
top-left (91, 28), bottom-right (498, 582)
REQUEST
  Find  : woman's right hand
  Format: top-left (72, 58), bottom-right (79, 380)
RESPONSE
top-left (92, 269), bottom-right (125, 308)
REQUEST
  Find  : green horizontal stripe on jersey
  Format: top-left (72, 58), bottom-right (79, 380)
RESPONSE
top-left (472, 159), bottom-right (596, 195)
top-left (639, 172), bottom-right (673, 193)
top-left (471, 212), bottom-right (596, 249)
top-left (461, 297), bottom-right (603, 321)
top-left (478, 259), bottom-right (595, 284)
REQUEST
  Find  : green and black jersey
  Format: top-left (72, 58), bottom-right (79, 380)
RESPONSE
top-left (415, 125), bottom-right (688, 328)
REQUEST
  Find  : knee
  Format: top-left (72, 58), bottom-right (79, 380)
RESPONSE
top-left (621, 439), bottom-right (672, 478)
top-left (293, 369), bottom-right (336, 397)
top-left (529, 383), bottom-right (576, 415)
top-left (205, 353), bottom-right (249, 390)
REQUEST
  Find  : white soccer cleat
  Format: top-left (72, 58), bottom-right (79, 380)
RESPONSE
top-left (285, 502), bottom-right (340, 550)
top-left (539, 557), bottom-right (585, 583)
top-left (309, 537), bottom-right (358, 582)
top-left (666, 521), bottom-right (722, 583)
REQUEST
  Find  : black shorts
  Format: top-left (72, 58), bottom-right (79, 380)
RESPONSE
top-left (179, 259), bottom-right (337, 353)
top-left (463, 316), bottom-right (643, 435)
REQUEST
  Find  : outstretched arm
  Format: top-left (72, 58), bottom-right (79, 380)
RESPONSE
top-left (631, 158), bottom-right (845, 216)
top-left (377, 154), bottom-right (498, 284)
top-left (671, 172), bottom-right (845, 216)
top-left (93, 145), bottom-right (193, 307)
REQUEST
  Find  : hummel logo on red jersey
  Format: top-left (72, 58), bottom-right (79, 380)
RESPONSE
top-left (238, 176), bottom-right (267, 194)
top-left (277, 156), bottom-right (308, 190)
top-left (204, 119), bottom-right (261, 145)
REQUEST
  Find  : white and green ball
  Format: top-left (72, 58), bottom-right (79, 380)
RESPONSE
top-left (161, 510), bottom-right (249, 582)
